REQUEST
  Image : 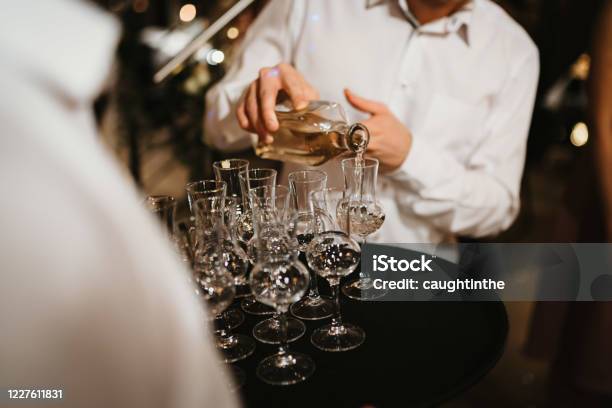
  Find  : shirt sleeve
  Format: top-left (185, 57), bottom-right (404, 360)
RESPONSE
top-left (204, 0), bottom-right (304, 151)
top-left (387, 48), bottom-right (540, 238)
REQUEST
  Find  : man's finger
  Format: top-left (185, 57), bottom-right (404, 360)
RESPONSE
top-left (284, 79), bottom-right (309, 110)
top-left (236, 96), bottom-right (250, 130)
top-left (246, 83), bottom-right (264, 136)
top-left (276, 66), bottom-right (308, 110)
top-left (258, 68), bottom-right (281, 132)
top-left (344, 88), bottom-right (387, 114)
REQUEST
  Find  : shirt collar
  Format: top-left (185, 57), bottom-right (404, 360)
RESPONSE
top-left (366, 0), bottom-right (475, 46)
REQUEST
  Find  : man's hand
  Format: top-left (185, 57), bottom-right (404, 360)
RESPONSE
top-left (344, 89), bottom-right (412, 173)
top-left (236, 63), bottom-right (319, 144)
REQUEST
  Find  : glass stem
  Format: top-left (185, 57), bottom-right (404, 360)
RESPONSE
top-left (215, 314), bottom-right (234, 345)
top-left (358, 239), bottom-right (369, 280)
top-left (278, 310), bottom-right (289, 355)
top-left (308, 269), bottom-right (321, 298)
top-left (271, 312), bottom-right (281, 328)
top-left (330, 283), bottom-right (342, 328)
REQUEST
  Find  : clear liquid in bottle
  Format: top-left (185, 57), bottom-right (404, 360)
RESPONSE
top-left (255, 101), bottom-right (369, 166)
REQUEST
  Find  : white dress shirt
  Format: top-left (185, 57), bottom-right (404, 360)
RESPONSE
top-left (205, 0), bottom-right (539, 243)
top-left (0, 1), bottom-right (237, 407)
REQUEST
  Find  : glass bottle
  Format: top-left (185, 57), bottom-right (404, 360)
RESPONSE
top-left (255, 101), bottom-right (370, 166)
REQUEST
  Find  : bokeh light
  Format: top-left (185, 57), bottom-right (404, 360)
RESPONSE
top-left (179, 4), bottom-right (197, 23)
top-left (227, 27), bottom-right (240, 40)
top-left (570, 122), bottom-right (589, 147)
top-left (206, 49), bottom-right (225, 65)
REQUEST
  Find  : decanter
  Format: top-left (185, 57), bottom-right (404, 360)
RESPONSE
top-left (255, 101), bottom-right (370, 166)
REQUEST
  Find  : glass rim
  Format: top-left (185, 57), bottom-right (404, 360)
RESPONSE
top-left (145, 195), bottom-right (177, 209)
top-left (213, 158), bottom-right (250, 171)
top-left (288, 169), bottom-right (328, 183)
top-left (341, 157), bottom-right (379, 169)
top-left (185, 179), bottom-right (227, 194)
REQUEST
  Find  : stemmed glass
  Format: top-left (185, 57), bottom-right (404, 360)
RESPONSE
top-left (145, 195), bottom-right (192, 263)
top-left (213, 159), bottom-right (251, 297)
top-left (186, 180), bottom-right (245, 331)
top-left (307, 188), bottom-right (365, 351)
top-left (185, 180), bottom-right (248, 328)
top-left (249, 186), bottom-right (305, 344)
top-left (339, 158), bottom-right (387, 300)
top-left (237, 168), bottom-right (277, 243)
top-left (250, 225), bottom-right (315, 385)
top-left (193, 197), bottom-right (256, 363)
top-left (145, 195), bottom-right (177, 238)
top-left (288, 170), bottom-right (334, 320)
top-left (195, 234), bottom-right (246, 389)
top-left (238, 169), bottom-right (278, 316)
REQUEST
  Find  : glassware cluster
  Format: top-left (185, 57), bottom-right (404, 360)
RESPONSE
top-left (144, 154), bottom-right (385, 387)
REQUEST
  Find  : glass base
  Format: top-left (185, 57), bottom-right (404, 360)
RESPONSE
top-left (341, 277), bottom-right (388, 300)
top-left (228, 365), bottom-right (246, 391)
top-left (256, 352), bottom-right (315, 386)
top-left (217, 334), bottom-right (256, 363)
top-left (253, 316), bottom-right (306, 344)
top-left (290, 295), bottom-right (334, 320)
top-left (221, 308), bottom-right (245, 331)
top-left (241, 296), bottom-right (275, 316)
top-left (311, 323), bottom-right (365, 352)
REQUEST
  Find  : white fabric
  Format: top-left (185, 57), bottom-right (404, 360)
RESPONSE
top-left (205, 0), bottom-right (539, 244)
top-left (0, 1), bottom-right (237, 407)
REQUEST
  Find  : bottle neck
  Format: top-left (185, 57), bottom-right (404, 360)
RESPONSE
top-left (341, 122), bottom-right (370, 153)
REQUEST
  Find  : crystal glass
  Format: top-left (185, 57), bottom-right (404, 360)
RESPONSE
top-left (340, 158), bottom-right (387, 300)
top-left (307, 188), bottom-right (365, 351)
top-left (247, 185), bottom-right (298, 263)
top-left (213, 159), bottom-right (249, 198)
top-left (145, 194), bottom-right (193, 265)
top-left (186, 180), bottom-right (226, 212)
top-left (192, 199), bottom-right (249, 300)
top-left (238, 169), bottom-right (278, 316)
top-left (196, 265), bottom-right (255, 364)
top-left (222, 196), bottom-right (251, 297)
top-left (195, 207), bottom-right (255, 363)
top-left (145, 194), bottom-right (177, 237)
top-left (186, 180), bottom-right (246, 332)
top-left (288, 170), bottom-right (334, 320)
top-left (237, 168), bottom-right (278, 243)
top-left (250, 256), bottom-right (315, 385)
top-left (175, 219), bottom-right (195, 266)
top-left (249, 185), bottom-right (305, 344)
top-left (213, 158), bottom-right (250, 244)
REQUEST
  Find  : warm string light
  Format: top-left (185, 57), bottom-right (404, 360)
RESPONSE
top-left (570, 122), bottom-right (589, 147)
top-left (571, 54), bottom-right (590, 80)
top-left (179, 4), bottom-right (197, 23)
top-left (227, 27), bottom-right (240, 39)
